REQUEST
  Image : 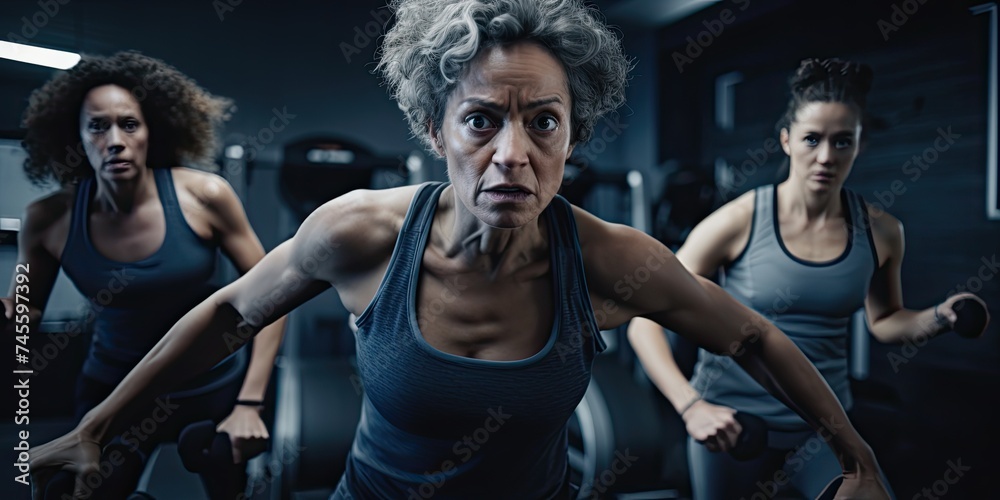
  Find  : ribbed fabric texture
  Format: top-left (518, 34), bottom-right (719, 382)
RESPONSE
top-left (337, 182), bottom-right (605, 499)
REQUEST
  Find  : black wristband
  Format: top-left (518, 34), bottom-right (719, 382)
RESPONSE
top-left (235, 399), bottom-right (264, 407)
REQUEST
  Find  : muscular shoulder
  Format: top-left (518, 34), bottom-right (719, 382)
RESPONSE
top-left (702, 189), bottom-right (755, 239)
top-left (572, 206), bottom-right (672, 290)
top-left (294, 184), bottom-right (421, 283)
top-left (673, 189), bottom-right (755, 273)
top-left (170, 167), bottom-right (253, 238)
top-left (170, 167), bottom-right (236, 206)
top-left (571, 204), bottom-right (700, 326)
top-left (22, 186), bottom-right (75, 238)
top-left (572, 204), bottom-right (640, 258)
top-left (19, 186), bottom-right (75, 258)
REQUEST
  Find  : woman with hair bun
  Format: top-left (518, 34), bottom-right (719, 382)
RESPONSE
top-left (628, 57), bottom-right (987, 499)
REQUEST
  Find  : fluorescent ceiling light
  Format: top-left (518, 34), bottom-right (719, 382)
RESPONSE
top-left (605, 0), bottom-right (723, 27)
top-left (0, 40), bottom-right (80, 70)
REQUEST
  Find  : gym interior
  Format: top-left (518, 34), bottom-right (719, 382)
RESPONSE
top-left (2, 0), bottom-right (997, 498)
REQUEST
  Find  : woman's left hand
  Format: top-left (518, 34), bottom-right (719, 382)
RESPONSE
top-left (216, 405), bottom-right (270, 464)
top-left (936, 292), bottom-right (990, 338)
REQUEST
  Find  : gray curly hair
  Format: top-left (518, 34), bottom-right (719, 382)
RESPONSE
top-left (376, 0), bottom-right (632, 153)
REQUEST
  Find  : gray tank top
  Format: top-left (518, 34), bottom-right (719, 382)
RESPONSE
top-left (690, 183), bottom-right (877, 431)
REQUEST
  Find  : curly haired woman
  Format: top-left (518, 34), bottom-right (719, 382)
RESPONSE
top-left (3, 51), bottom-right (286, 499)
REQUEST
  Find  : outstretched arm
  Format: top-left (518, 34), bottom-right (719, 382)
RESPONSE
top-left (27, 190), bottom-right (374, 497)
top-left (643, 274), bottom-right (883, 485)
top-left (578, 209), bottom-right (889, 499)
top-left (196, 174), bottom-right (291, 463)
top-left (625, 190), bottom-right (753, 450)
top-left (627, 317), bottom-right (744, 451)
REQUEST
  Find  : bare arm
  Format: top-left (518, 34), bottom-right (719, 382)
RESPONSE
top-left (580, 209), bottom-right (887, 496)
top-left (3, 193), bottom-right (69, 328)
top-left (863, 210), bottom-right (978, 343)
top-left (78, 221), bottom-right (330, 442)
top-left (197, 175), bottom-right (288, 401)
top-left (192, 173), bottom-right (291, 461)
top-left (645, 273), bottom-right (876, 470)
top-left (625, 193), bottom-right (753, 446)
top-left (627, 316), bottom-right (747, 452)
top-left (626, 319), bottom-right (700, 413)
top-left (28, 189), bottom-right (390, 494)
top-left (672, 190), bottom-right (754, 277)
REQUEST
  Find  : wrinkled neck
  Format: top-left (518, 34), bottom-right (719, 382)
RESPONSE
top-left (434, 186), bottom-right (548, 278)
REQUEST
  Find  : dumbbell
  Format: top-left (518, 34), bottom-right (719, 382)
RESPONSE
top-left (39, 442), bottom-right (147, 498)
top-left (729, 411), bottom-right (767, 461)
top-left (951, 297), bottom-right (990, 339)
top-left (177, 420), bottom-right (233, 473)
top-left (177, 420), bottom-right (248, 498)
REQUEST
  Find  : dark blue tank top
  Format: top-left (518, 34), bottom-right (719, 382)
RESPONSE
top-left (61, 168), bottom-right (245, 394)
top-left (691, 184), bottom-right (877, 430)
top-left (340, 182), bottom-right (606, 499)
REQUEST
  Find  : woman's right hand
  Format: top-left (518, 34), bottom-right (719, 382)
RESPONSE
top-left (682, 400), bottom-right (743, 453)
top-left (29, 427), bottom-right (101, 500)
top-left (216, 405), bottom-right (270, 464)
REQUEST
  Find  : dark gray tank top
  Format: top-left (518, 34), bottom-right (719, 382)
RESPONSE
top-left (341, 182), bottom-right (605, 498)
top-left (61, 168), bottom-right (245, 395)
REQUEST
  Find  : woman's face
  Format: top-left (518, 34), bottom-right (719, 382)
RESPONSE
top-left (79, 84), bottom-right (149, 182)
top-left (432, 41), bottom-right (574, 228)
top-left (781, 101), bottom-right (861, 194)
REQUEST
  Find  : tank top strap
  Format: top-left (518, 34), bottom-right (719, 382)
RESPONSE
top-left (73, 177), bottom-right (92, 228)
top-left (844, 187), bottom-right (879, 271)
top-left (545, 194), bottom-right (606, 353)
top-left (542, 194), bottom-right (577, 252)
top-left (398, 182), bottom-right (448, 280)
top-left (66, 177), bottom-right (94, 257)
top-left (402, 182), bottom-right (448, 236)
top-left (354, 182), bottom-right (446, 327)
top-left (747, 183), bottom-right (775, 254)
top-left (756, 184), bottom-right (775, 232)
top-left (154, 168), bottom-right (180, 217)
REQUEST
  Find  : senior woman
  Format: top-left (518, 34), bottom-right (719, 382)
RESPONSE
top-left (28, 1), bottom-right (890, 498)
